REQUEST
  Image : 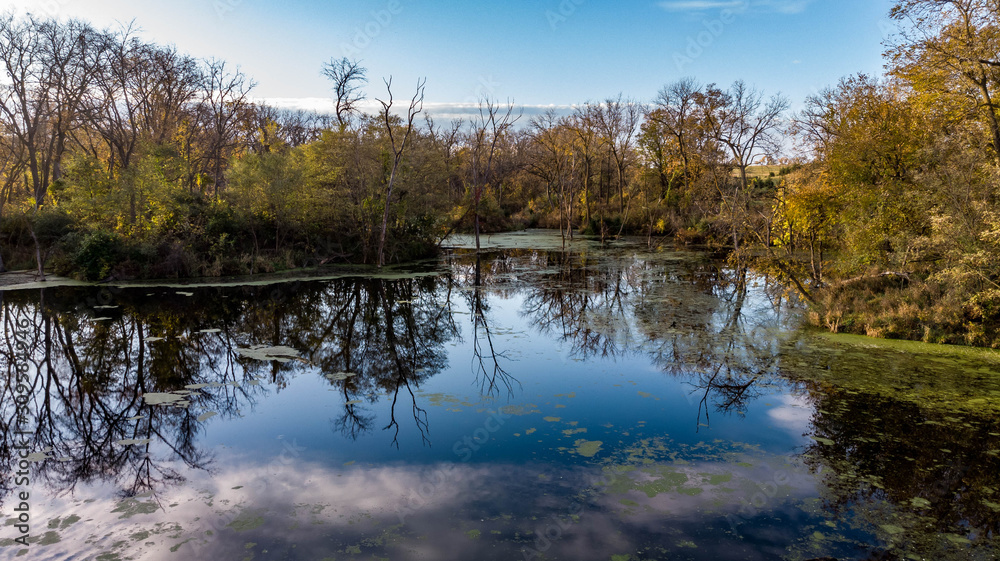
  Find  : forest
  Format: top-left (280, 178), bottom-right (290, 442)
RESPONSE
top-left (1, 0), bottom-right (1000, 346)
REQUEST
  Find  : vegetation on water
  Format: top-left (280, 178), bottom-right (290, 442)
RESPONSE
top-left (2, 1), bottom-right (1000, 345)
top-left (2, 243), bottom-right (996, 558)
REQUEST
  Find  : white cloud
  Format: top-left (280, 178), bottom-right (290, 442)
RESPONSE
top-left (257, 97), bottom-right (579, 123)
top-left (658, 0), bottom-right (813, 14)
top-left (766, 393), bottom-right (814, 438)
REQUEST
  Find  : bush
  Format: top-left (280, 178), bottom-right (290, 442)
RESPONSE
top-left (73, 230), bottom-right (124, 281)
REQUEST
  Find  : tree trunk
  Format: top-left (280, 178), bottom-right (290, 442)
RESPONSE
top-left (29, 226), bottom-right (45, 281)
top-left (377, 167), bottom-right (398, 268)
top-left (979, 79), bottom-right (1000, 159)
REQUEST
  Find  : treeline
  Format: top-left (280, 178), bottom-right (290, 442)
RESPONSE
top-left (3, 2), bottom-right (1000, 346)
top-left (769, 0), bottom-right (1000, 346)
top-left (0, 11), bottom-right (793, 281)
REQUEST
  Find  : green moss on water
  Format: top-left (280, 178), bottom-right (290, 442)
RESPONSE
top-left (708, 474), bottom-right (733, 485)
top-left (574, 440), bottom-right (603, 458)
top-left (111, 499), bottom-right (158, 519)
top-left (465, 529), bottom-right (481, 540)
top-left (787, 332), bottom-right (1000, 415)
top-left (604, 465), bottom-right (690, 498)
top-left (228, 513), bottom-right (265, 532)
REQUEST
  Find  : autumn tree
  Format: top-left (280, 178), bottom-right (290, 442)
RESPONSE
top-left (0, 13), bottom-right (98, 207)
top-left (465, 97), bottom-right (520, 254)
top-left (528, 110), bottom-right (577, 243)
top-left (593, 94), bottom-right (642, 215)
top-left (703, 81), bottom-right (788, 250)
top-left (889, 0), bottom-right (1000, 157)
top-left (199, 58), bottom-right (256, 198)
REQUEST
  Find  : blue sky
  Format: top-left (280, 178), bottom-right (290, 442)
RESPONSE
top-left (11, 0), bottom-right (895, 116)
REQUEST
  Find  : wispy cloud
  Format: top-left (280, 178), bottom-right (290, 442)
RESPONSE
top-left (658, 0), bottom-right (813, 14)
top-left (259, 97), bottom-right (578, 122)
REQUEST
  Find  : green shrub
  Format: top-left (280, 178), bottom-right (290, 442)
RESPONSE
top-left (73, 230), bottom-right (124, 281)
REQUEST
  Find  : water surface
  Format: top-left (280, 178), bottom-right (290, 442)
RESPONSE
top-left (1, 231), bottom-right (998, 560)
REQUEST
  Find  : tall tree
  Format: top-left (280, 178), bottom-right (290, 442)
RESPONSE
top-left (704, 81), bottom-right (789, 249)
top-left (322, 57), bottom-right (368, 129)
top-left (466, 97), bottom-right (520, 259)
top-left (199, 58), bottom-right (256, 198)
top-left (0, 13), bottom-right (98, 206)
top-left (594, 94), bottom-right (643, 215)
top-left (890, 0), bottom-right (1000, 157)
top-left (375, 77), bottom-right (426, 267)
top-left (649, 78), bottom-right (703, 196)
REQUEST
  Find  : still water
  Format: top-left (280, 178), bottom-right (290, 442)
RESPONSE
top-left (1, 231), bottom-right (998, 560)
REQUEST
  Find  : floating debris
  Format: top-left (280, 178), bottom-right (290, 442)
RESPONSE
top-left (197, 412), bottom-right (218, 422)
top-left (142, 392), bottom-right (191, 407)
top-left (235, 345), bottom-right (301, 363)
top-left (24, 449), bottom-right (53, 462)
top-left (115, 439), bottom-right (152, 446)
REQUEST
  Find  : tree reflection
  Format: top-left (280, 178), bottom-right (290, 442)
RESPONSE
top-left (0, 274), bottom-right (459, 506)
top-left (789, 376), bottom-right (1000, 557)
top-left (510, 245), bottom-right (794, 427)
top-left (0, 243), bottom-right (802, 512)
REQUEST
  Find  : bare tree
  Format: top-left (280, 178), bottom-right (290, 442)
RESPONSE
top-left (529, 109), bottom-right (576, 244)
top-left (199, 58), bottom-right (256, 198)
top-left (466, 97), bottom-right (521, 257)
top-left (594, 94), bottom-right (643, 215)
top-left (322, 57), bottom-right (367, 128)
top-left (569, 104), bottom-right (601, 227)
top-left (87, 23), bottom-right (146, 175)
top-left (705, 81), bottom-right (789, 250)
top-left (375, 77), bottom-right (426, 267)
top-left (651, 78), bottom-right (703, 194)
top-left (0, 13), bottom-right (98, 207)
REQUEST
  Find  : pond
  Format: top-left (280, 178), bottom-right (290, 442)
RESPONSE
top-left (1, 231), bottom-right (999, 560)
